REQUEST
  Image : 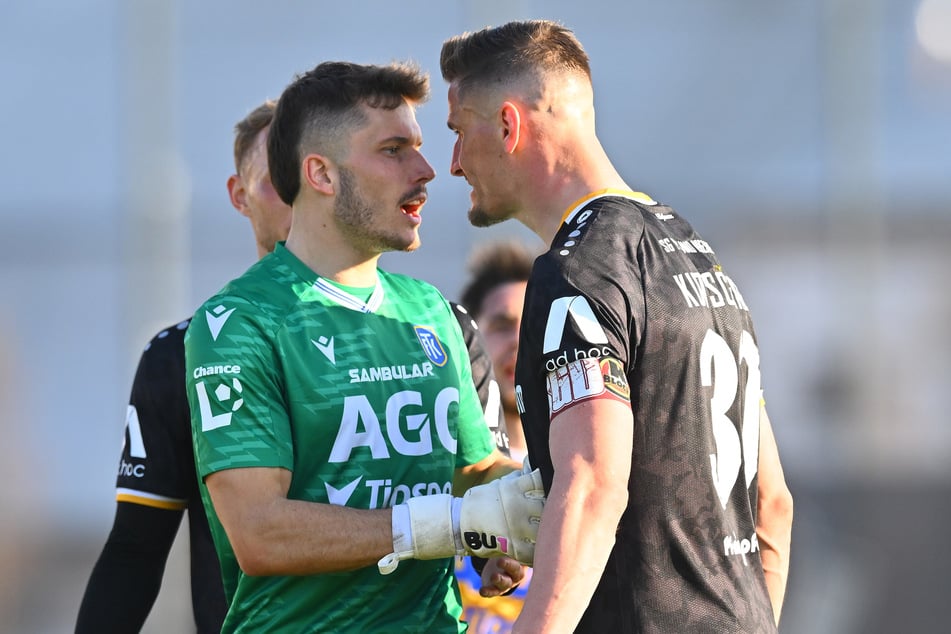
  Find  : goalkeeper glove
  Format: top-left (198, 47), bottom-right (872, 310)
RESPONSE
top-left (377, 468), bottom-right (544, 575)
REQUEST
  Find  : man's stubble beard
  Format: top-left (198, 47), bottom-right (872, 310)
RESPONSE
top-left (335, 166), bottom-right (419, 253)
top-left (468, 204), bottom-right (510, 228)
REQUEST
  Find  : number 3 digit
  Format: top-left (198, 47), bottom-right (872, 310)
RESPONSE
top-left (699, 329), bottom-right (761, 509)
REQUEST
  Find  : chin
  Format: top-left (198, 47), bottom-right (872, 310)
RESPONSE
top-left (468, 206), bottom-right (507, 228)
top-left (392, 233), bottom-right (421, 252)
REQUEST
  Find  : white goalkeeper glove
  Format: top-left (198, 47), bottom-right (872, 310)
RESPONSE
top-left (377, 467), bottom-right (544, 575)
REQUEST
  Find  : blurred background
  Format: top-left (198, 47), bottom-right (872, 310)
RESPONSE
top-left (1, 0), bottom-right (949, 631)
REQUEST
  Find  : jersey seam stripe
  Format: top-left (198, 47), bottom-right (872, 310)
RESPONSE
top-left (116, 488), bottom-right (188, 510)
top-left (560, 189), bottom-right (656, 227)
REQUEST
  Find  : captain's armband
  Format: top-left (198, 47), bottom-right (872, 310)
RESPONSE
top-left (545, 356), bottom-right (630, 420)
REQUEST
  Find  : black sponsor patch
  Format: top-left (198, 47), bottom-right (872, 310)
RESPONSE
top-left (600, 357), bottom-right (630, 400)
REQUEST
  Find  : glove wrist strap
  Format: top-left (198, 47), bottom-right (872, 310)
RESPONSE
top-left (450, 497), bottom-right (463, 551)
top-left (390, 502), bottom-right (413, 554)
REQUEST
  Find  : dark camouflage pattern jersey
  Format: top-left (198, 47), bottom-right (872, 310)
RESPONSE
top-left (515, 191), bottom-right (777, 633)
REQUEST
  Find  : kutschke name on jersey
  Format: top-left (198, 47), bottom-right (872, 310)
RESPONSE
top-left (671, 267), bottom-right (750, 312)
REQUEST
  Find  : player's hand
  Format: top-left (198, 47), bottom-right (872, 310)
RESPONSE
top-left (479, 556), bottom-right (525, 597)
top-left (459, 467), bottom-right (544, 563)
top-left (378, 469), bottom-right (545, 574)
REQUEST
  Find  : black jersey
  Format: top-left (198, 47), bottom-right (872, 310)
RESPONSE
top-left (451, 301), bottom-right (509, 455)
top-left (115, 320), bottom-right (227, 632)
top-left (515, 191), bottom-right (776, 633)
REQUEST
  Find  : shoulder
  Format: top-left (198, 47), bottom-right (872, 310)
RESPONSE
top-left (188, 262), bottom-right (299, 346)
top-left (448, 302), bottom-right (479, 342)
top-left (556, 194), bottom-right (662, 255)
top-left (379, 270), bottom-right (455, 325)
top-left (379, 269), bottom-right (445, 300)
top-left (132, 319), bottom-right (190, 400)
top-left (141, 319), bottom-right (191, 360)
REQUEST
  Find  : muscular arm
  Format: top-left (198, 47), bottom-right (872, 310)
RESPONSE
top-left (514, 397), bottom-right (633, 634)
top-left (205, 466), bottom-right (394, 576)
top-left (755, 405), bottom-right (793, 626)
top-left (75, 503), bottom-right (183, 633)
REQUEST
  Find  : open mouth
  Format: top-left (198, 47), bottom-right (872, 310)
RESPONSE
top-left (400, 194), bottom-right (426, 218)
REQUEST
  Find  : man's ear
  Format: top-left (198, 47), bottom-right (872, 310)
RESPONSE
top-left (302, 154), bottom-right (335, 195)
top-left (500, 102), bottom-right (522, 154)
top-left (227, 174), bottom-right (251, 218)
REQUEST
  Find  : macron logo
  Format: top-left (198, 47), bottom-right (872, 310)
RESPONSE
top-left (326, 477), bottom-right (361, 506)
top-left (543, 296), bottom-right (608, 353)
top-left (312, 336), bottom-right (336, 364)
top-left (206, 305), bottom-right (236, 341)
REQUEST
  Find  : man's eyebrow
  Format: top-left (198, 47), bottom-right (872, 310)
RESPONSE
top-left (379, 135), bottom-right (412, 146)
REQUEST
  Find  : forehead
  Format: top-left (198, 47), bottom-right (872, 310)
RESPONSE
top-left (447, 81), bottom-right (502, 128)
top-left (482, 281), bottom-right (528, 315)
top-left (241, 126), bottom-right (270, 173)
top-left (447, 82), bottom-right (477, 124)
top-left (353, 100), bottom-right (422, 143)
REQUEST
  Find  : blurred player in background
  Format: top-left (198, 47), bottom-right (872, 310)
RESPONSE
top-left (185, 60), bottom-right (541, 632)
top-left (442, 19), bottom-right (794, 633)
top-left (460, 241), bottom-right (536, 464)
top-left (76, 100), bottom-right (291, 633)
top-left (456, 240), bottom-right (537, 633)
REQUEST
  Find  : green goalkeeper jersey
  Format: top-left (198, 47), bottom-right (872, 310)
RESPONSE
top-left (185, 243), bottom-right (494, 633)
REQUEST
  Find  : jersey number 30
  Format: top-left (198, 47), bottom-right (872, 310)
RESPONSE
top-left (699, 329), bottom-right (761, 509)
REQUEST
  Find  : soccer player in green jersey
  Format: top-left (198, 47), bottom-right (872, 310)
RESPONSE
top-left (185, 61), bottom-right (545, 633)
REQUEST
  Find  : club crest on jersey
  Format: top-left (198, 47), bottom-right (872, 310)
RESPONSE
top-left (414, 326), bottom-right (447, 367)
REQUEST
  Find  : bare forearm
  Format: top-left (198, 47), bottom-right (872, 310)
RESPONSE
top-left (207, 468), bottom-right (395, 576)
top-left (514, 397), bottom-right (633, 633)
top-left (514, 474), bottom-right (626, 633)
top-left (453, 449), bottom-right (521, 494)
top-left (757, 489), bottom-right (793, 625)
top-left (755, 406), bottom-right (793, 626)
top-left (227, 497), bottom-right (394, 576)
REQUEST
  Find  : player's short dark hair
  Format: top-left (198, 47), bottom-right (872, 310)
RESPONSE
top-left (233, 100), bottom-right (277, 173)
top-left (459, 241), bottom-right (536, 319)
top-left (268, 61), bottom-right (430, 205)
top-left (440, 19), bottom-right (590, 97)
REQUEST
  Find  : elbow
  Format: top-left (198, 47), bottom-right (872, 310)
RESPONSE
top-left (234, 547), bottom-right (271, 577)
top-left (591, 476), bottom-right (629, 524)
top-left (760, 482), bottom-right (794, 531)
top-left (227, 520), bottom-right (287, 577)
top-left (607, 482), bottom-right (630, 520)
top-left (233, 538), bottom-right (285, 577)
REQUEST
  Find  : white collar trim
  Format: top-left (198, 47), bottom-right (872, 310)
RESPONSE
top-left (312, 277), bottom-right (384, 313)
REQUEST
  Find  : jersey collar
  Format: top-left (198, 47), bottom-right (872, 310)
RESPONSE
top-left (312, 277), bottom-right (385, 313)
top-left (559, 189), bottom-right (657, 227)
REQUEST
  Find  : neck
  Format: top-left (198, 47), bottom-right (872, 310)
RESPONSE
top-left (285, 209), bottom-right (381, 286)
top-left (520, 141), bottom-right (630, 245)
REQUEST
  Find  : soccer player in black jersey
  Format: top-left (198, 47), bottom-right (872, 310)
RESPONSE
top-left (75, 101), bottom-right (292, 633)
top-left (442, 20), bottom-right (794, 633)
